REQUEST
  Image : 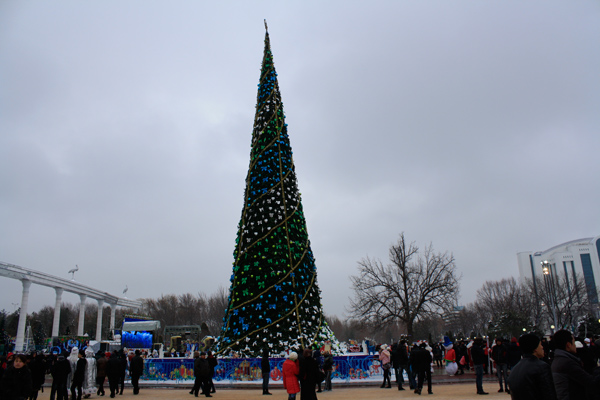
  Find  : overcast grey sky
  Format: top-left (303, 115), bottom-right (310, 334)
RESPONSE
top-left (1, 1), bottom-right (599, 320)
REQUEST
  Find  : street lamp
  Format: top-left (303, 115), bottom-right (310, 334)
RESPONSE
top-left (541, 260), bottom-right (558, 334)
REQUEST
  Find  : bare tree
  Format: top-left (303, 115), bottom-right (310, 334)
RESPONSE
top-left (349, 233), bottom-right (460, 338)
top-left (526, 274), bottom-right (590, 332)
top-left (141, 288), bottom-right (229, 336)
top-left (205, 287), bottom-right (228, 335)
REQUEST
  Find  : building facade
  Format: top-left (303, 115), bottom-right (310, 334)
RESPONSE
top-left (517, 236), bottom-right (600, 306)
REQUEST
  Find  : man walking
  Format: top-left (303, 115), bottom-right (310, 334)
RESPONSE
top-left (129, 350), bottom-right (144, 395)
top-left (507, 333), bottom-right (556, 400)
top-left (197, 352), bottom-right (213, 397)
top-left (412, 342), bottom-right (433, 395)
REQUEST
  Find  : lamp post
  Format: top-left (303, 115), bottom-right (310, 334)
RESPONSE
top-left (541, 260), bottom-right (558, 333)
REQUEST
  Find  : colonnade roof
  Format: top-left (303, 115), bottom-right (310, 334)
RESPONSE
top-left (0, 261), bottom-right (142, 309)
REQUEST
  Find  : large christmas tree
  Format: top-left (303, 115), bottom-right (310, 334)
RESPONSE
top-left (217, 24), bottom-right (337, 357)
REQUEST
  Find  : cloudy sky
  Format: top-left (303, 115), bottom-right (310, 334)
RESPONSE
top-left (1, 1), bottom-right (599, 320)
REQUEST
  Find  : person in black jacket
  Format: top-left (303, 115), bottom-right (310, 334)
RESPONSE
top-left (507, 337), bottom-right (523, 371)
top-left (298, 348), bottom-right (318, 400)
top-left (322, 351), bottom-right (334, 392)
top-left (105, 352), bottom-right (121, 399)
top-left (261, 348), bottom-right (272, 395)
top-left (491, 338), bottom-right (508, 393)
top-left (207, 351), bottom-right (218, 394)
top-left (29, 353), bottom-right (46, 400)
top-left (412, 343), bottom-right (433, 395)
top-left (470, 338), bottom-right (489, 395)
top-left (117, 351), bottom-right (127, 396)
top-left (190, 352), bottom-right (203, 397)
top-left (50, 353), bottom-right (71, 400)
top-left (0, 353), bottom-right (33, 400)
top-left (70, 350), bottom-right (87, 400)
top-left (507, 333), bottom-right (556, 400)
top-left (390, 343), bottom-right (404, 391)
top-left (129, 350), bottom-right (144, 395)
top-left (196, 352), bottom-right (212, 398)
top-left (551, 330), bottom-right (600, 400)
top-left (396, 340), bottom-right (410, 390)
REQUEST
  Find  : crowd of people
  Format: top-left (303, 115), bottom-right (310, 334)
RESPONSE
top-left (0, 348), bottom-right (145, 400)
top-left (2, 332), bottom-right (600, 400)
top-left (373, 331), bottom-right (600, 399)
top-left (280, 348), bottom-right (333, 400)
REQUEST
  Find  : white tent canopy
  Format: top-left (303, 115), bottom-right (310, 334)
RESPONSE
top-left (122, 320), bottom-right (161, 332)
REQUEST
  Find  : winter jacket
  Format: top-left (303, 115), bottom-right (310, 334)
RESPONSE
top-left (491, 343), bottom-right (508, 365)
top-left (507, 342), bottom-right (523, 368)
top-left (0, 364), bottom-right (33, 400)
top-left (411, 347), bottom-right (433, 373)
top-left (96, 356), bottom-right (107, 379)
top-left (195, 358), bottom-right (211, 379)
top-left (282, 359), bottom-right (300, 394)
top-left (29, 355), bottom-right (46, 391)
top-left (72, 358), bottom-right (87, 385)
top-left (551, 349), bottom-right (599, 400)
top-left (105, 355), bottom-right (121, 380)
top-left (129, 355), bottom-right (144, 378)
top-left (471, 343), bottom-right (487, 366)
top-left (390, 344), bottom-right (401, 368)
top-left (50, 356), bottom-right (71, 384)
top-left (323, 354), bottom-right (333, 371)
top-left (378, 349), bottom-right (391, 367)
top-left (507, 354), bottom-right (556, 400)
top-left (300, 358), bottom-right (319, 400)
top-left (261, 355), bottom-right (271, 374)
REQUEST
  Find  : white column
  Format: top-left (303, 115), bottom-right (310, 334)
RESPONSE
top-left (14, 279), bottom-right (32, 352)
top-left (51, 288), bottom-right (64, 337)
top-left (109, 303), bottom-right (117, 331)
top-left (77, 294), bottom-right (87, 336)
top-left (96, 299), bottom-right (104, 341)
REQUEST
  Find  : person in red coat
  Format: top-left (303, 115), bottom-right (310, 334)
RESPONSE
top-left (282, 352), bottom-right (300, 400)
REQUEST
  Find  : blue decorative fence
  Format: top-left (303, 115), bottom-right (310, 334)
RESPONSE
top-left (143, 355), bottom-right (382, 383)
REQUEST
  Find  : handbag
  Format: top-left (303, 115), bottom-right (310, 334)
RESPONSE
top-left (317, 369), bottom-right (326, 383)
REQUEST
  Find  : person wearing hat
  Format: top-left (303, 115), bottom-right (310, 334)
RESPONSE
top-left (507, 333), bottom-right (556, 400)
top-left (576, 337), bottom-right (597, 374)
top-left (282, 352), bottom-right (300, 400)
top-left (379, 344), bottom-right (392, 388)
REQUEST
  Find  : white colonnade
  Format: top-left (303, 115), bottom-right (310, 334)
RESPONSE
top-left (1, 262), bottom-right (142, 352)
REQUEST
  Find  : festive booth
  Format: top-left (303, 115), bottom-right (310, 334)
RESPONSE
top-left (121, 320), bottom-right (161, 349)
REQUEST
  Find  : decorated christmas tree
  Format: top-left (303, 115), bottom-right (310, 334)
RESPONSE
top-left (217, 23), bottom-right (338, 357)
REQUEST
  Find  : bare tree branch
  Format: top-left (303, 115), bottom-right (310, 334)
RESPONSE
top-left (348, 233), bottom-right (460, 338)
